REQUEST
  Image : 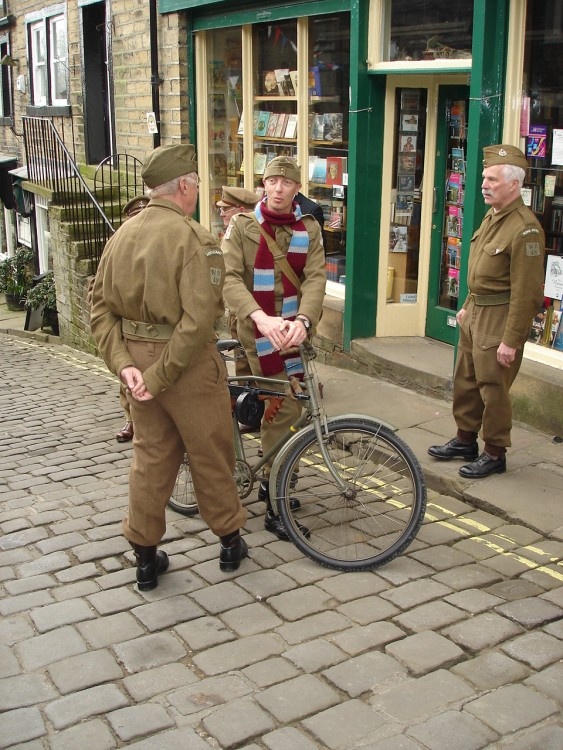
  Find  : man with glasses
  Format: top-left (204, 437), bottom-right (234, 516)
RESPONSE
top-left (91, 144), bottom-right (248, 589)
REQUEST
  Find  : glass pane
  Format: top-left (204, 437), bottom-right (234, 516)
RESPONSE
top-left (385, 0), bottom-right (473, 62)
top-left (388, 88), bottom-right (427, 304)
top-left (308, 13), bottom-right (350, 286)
top-left (205, 27), bottom-right (243, 240)
top-left (252, 21), bottom-right (298, 192)
top-left (438, 98), bottom-right (468, 308)
top-left (31, 23), bottom-right (47, 105)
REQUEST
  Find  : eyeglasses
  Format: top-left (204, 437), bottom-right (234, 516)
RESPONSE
top-left (186, 175), bottom-right (201, 187)
top-left (219, 206), bottom-right (238, 216)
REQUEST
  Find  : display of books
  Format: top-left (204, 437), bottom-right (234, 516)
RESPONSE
top-left (390, 225), bottom-right (407, 252)
top-left (255, 111), bottom-right (270, 137)
top-left (274, 68), bottom-right (291, 96)
top-left (326, 156), bottom-right (347, 185)
top-left (265, 113), bottom-right (279, 138)
top-left (446, 236), bottom-right (461, 268)
top-left (310, 156), bottom-right (327, 184)
top-left (446, 206), bottom-right (462, 237)
top-left (446, 172), bottom-right (462, 205)
top-left (325, 254), bottom-right (346, 282)
top-left (289, 70), bottom-right (298, 95)
top-left (253, 152), bottom-right (267, 175)
top-left (447, 267), bottom-right (460, 298)
top-left (324, 113), bottom-right (343, 142)
top-left (263, 70), bottom-right (278, 96)
top-left (274, 114), bottom-right (288, 138)
top-left (310, 114), bottom-right (325, 141)
top-left (309, 66), bottom-right (321, 96)
top-left (284, 113), bottom-right (298, 139)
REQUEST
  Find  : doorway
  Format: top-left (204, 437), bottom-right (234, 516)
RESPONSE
top-left (426, 85), bottom-right (470, 344)
top-left (81, 2), bottom-right (113, 165)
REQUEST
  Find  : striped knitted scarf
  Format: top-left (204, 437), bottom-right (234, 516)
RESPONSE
top-left (253, 199), bottom-right (309, 377)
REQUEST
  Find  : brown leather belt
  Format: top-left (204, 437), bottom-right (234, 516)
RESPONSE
top-left (121, 318), bottom-right (175, 340)
top-left (468, 291), bottom-right (511, 306)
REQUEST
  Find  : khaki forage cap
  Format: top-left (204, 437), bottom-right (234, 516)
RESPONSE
top-left (141, 144), bottom-right (198, 188)
top-left (122, 195), bottom-right (149, 217)
top-left (216, 186), bottom-right (259, 210)
top-left (263, 155), bottom-right (301, 183)
top-left (483, 144), bottom-right (528, 170)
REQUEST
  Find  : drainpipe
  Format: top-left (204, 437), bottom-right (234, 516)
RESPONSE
top-left (149, 0), bottom-right (161, 148)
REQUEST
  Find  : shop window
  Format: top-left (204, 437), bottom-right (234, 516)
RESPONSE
top-left (198, 13), bottom-right (350, 297)
top-left (387, 88), bottom-right (427, 304)
top-left (381, 0), bottom-right (473, 63)
top-left (27, 5), bottom-right (68, 107)
top-left (521, 1), bottom-right (563, 350)
top-left (204, 25), bottom-right (244, 240)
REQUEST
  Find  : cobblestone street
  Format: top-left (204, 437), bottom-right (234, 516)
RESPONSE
top-left (1, 335), bottom-right (562, 749)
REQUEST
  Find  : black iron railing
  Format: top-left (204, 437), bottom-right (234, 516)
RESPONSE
top-left (94, 153), bottom-right (145, 233)
top-left (22, 116), bottom-right (116, 268)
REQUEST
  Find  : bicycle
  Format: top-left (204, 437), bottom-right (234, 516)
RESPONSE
top-left (169, 339), bottom-right (427, 572)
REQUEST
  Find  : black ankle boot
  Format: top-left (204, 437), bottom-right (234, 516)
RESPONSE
top-left (219, 531), bottom-right (248, 572)
top-left (132, 544), bottom-right (169, 591)
top-left (258, 480), bottom-right (300, 510)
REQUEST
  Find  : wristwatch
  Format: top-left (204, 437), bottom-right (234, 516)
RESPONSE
top-left (296, 316), bottom-right (311, 334)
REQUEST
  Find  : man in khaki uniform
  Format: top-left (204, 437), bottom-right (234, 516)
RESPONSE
top-left (429, 144), bottom-right (545, 478)
top-left (90, 144), bottom-right (248, 589)
top-left (222, 156), bottom-right (326, 538)
top-left (217, 186), bottom-right (259, 380)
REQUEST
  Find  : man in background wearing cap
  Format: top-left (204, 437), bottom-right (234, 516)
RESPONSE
top-left (429, 144), bottom-right (544, 478)
top-left (114, 195), bottom-right (149, 442)
top-left (222, 155), bottom-right (326, 539)
top-left (91, 144), bottom-right (248, 589)
top-left (217, 186), bottom-right (258, 382)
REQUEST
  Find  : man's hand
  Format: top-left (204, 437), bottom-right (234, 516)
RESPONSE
top-left (250, 310), bottom-right (308, 350)
top-left (456, 308), bottom-right (466, 325)
top-left (497, 342), bottom-right (517, 368)
top-left (120, 366), bottom-right (153, 401)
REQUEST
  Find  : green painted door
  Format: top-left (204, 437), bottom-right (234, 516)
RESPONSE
top-left (426, 85), bottom-right (470, 345)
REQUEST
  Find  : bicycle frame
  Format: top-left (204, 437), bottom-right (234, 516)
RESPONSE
top-left (226, 341), bottom-right (397, 504)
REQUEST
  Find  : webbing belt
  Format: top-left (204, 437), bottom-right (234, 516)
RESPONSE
top-left (468, 291), bottom-right (511, 306)
top-left (121, 318), bottom-right (174, 340)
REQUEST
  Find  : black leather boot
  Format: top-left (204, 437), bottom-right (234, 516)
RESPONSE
top-left (131, 544), bottom-right (169, 591)
top-left (219, 531), bottom-right (248, 572)
top-left (258, 481), bottom-right (310, 541)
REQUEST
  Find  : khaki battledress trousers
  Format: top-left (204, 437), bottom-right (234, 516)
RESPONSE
top-left (123, 338), bottom-right (246, 547)
top-left (453, 300), bottom-right (523, 448)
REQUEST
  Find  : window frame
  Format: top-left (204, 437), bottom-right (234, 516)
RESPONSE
top-left (0, 35), bottom-right (12, 121)
top-left (26, 4), bottom-right (69, 109)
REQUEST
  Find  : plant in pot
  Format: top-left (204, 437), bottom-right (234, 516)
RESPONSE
top-left (0, 246), bottom-right (35, 311)
top-left (24, 271), bottom-right (59, 335)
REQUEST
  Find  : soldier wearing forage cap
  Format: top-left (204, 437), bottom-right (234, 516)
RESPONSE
top-left (91, 144), bottom-right (248, 589)
top-left (429, 144), bottom-right (545, 478)
top-left (222, 155), bottom-right (326, 539)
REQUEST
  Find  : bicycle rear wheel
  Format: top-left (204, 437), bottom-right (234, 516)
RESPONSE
top-left (275, 418), bottom-right (426, 571)
top-left (168, 454), bottom-right (199, 517)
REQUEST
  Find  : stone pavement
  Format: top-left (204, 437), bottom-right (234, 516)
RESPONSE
top-left (1, 333), bottom-right (562, 750)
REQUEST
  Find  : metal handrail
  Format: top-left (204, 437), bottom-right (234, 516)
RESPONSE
top-left (22, 116), bottom-right (116, 268)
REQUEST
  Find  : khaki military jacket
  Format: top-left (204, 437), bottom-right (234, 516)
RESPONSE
top-left (90, 198), bottom-right (225, 396)
top-left (462, 196), bottom-right (545, 349)
top-left (222, 209), bottom-right (326, 328)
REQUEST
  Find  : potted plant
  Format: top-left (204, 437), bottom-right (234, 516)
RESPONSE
top-left (24, 271), bottom-right (59, 335)
top-left (0, 246), bottom-right (35, 311)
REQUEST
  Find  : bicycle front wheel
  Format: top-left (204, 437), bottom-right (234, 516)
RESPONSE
top-left (275, 418), bottom-right (426, 571)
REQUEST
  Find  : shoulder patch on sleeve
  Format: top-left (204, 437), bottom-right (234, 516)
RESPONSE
top-left (205, 248), bottom-right (223, 257)
top-left (210, 267), bottom-right (223, 285)
top-left (224, 223), bottom-right (233, 240)
top-left (525, 242), bottom-right (541, 257)
top-left (522, 227), bottom-right (540, 236)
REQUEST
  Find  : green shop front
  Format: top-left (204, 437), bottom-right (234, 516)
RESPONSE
top-left (159, 0), bottom-right (562, 366)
